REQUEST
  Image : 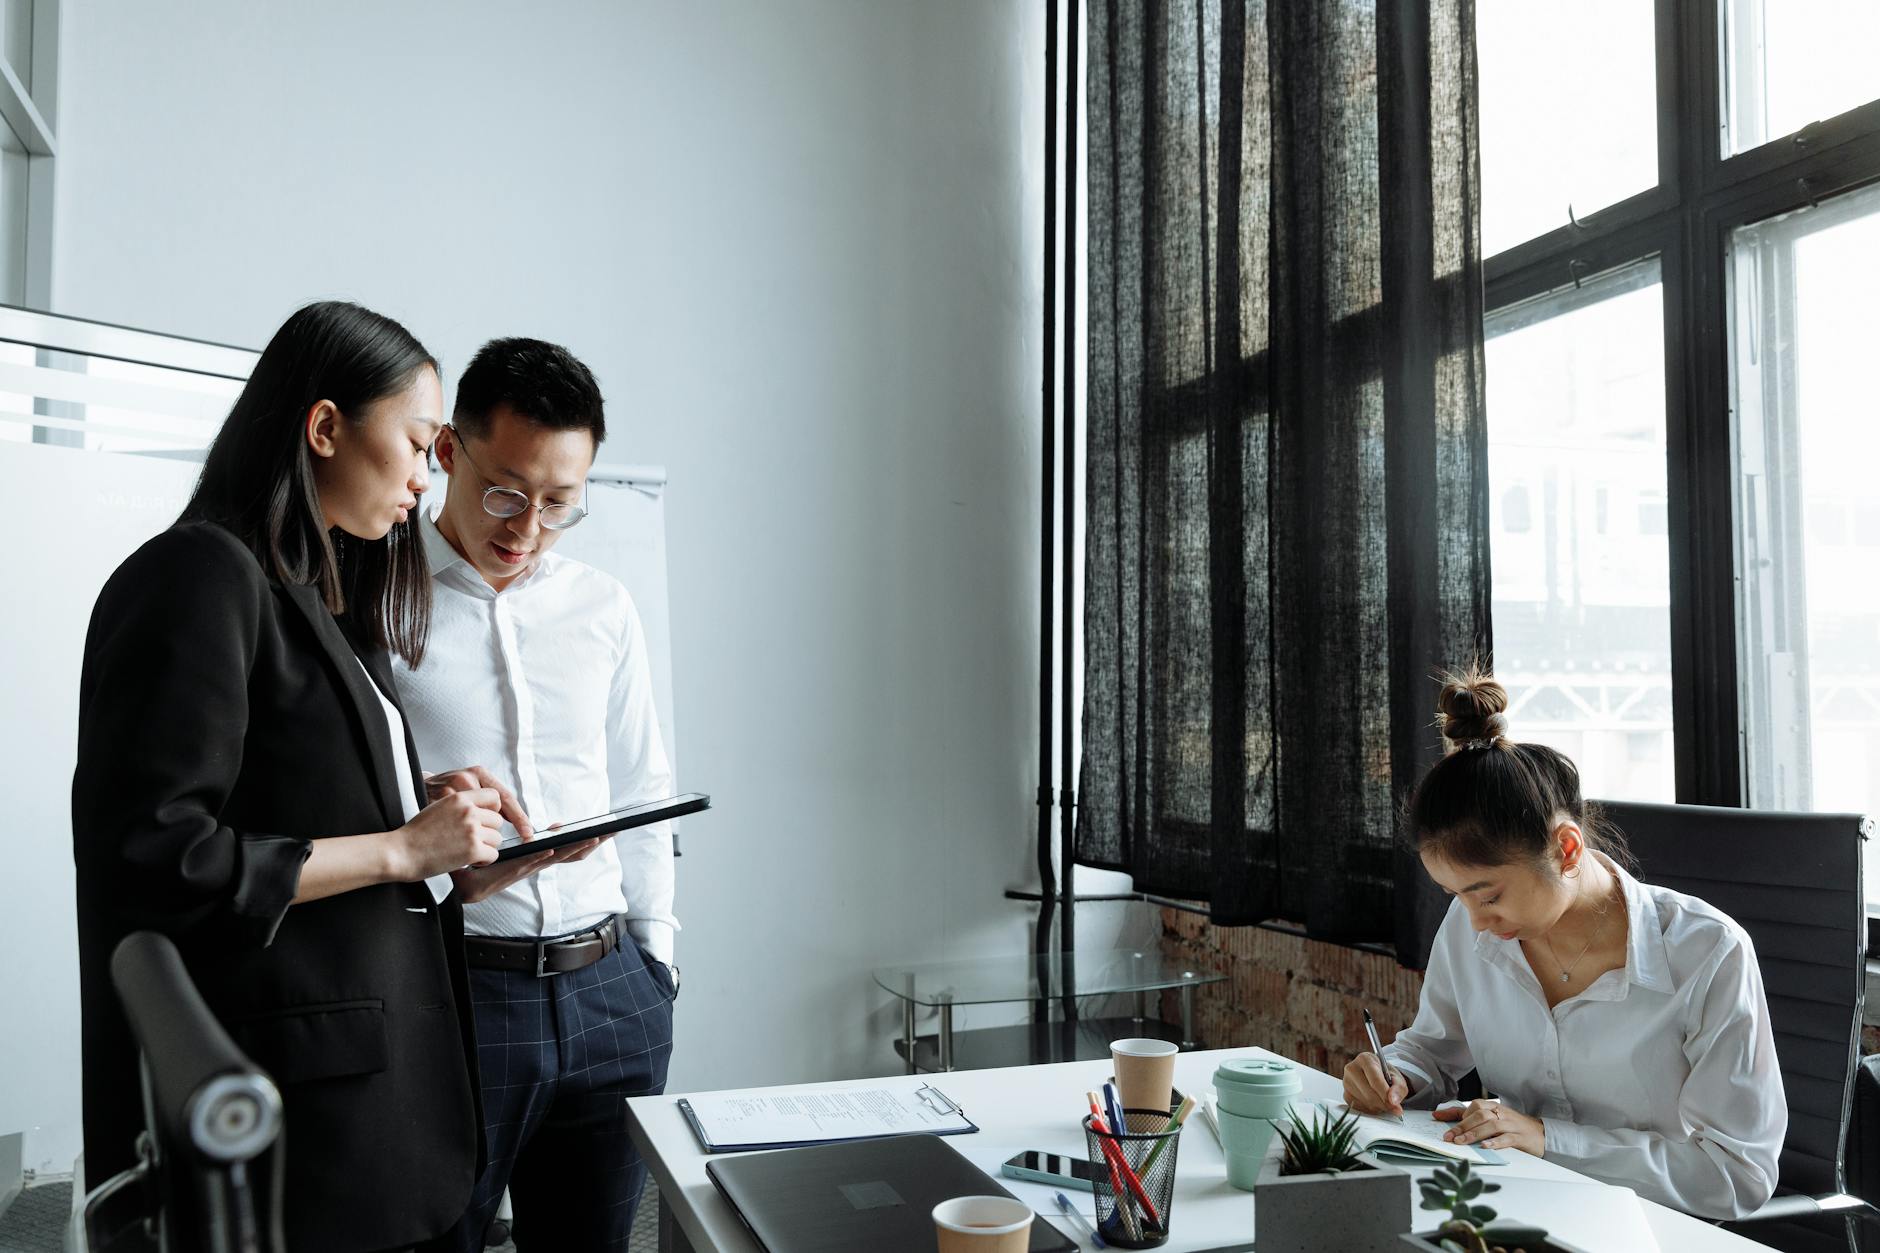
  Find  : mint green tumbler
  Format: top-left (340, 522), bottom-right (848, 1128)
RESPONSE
top-left (1212, 1058), bottom-right (1301, 1191)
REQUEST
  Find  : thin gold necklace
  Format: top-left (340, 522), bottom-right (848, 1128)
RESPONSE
top-left (1541, 882), bottom-right (1615, 984)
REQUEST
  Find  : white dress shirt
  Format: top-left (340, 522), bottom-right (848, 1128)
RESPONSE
top-left (393, 512), bottom-right (678, 962)
top-left (1382, 855), bottom-right (1786, 1220)
top-left (353, 655), bottom-right (452, 905)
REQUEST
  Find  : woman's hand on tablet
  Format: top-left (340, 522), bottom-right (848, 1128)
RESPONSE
top-left (392, 787), bottom-right (506, 879)
top-left (425, 766), bottom-right (533, 839)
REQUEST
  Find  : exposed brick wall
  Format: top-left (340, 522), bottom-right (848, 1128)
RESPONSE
top-left (1158, 906), bottom-right (1424, 1075)
top-left (1164, 908), bottom-right (1880, 1072)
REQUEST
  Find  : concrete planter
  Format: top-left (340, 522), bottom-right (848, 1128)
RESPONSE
top-left (1400, 1231), bottom-right (1590, 1253)
top-left (1253, 1158), bottom-right (1412, 1253)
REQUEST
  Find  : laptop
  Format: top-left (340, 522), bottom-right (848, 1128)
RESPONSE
top-left (707, 1134), bottom-right (1077, 1252)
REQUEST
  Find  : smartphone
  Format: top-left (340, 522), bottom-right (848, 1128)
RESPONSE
top-left (1000, 1149), bottom-right (1100, 1192)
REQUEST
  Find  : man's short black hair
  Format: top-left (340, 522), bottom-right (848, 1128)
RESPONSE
top-left (452, 337), bottom-right (605, 443)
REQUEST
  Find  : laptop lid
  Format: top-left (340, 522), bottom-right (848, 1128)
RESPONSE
top-left (707, 1134), bottom-right (1075, 1253)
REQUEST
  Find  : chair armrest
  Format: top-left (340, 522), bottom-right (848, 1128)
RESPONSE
top-left (1738, 1192), bottom-right (1880, 1229)
top-left (69, 1160), bottom-right (156, 1253)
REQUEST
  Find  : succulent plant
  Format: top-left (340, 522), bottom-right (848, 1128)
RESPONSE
top-left (1275, 1107), bottom-right (1364, 1176)
top-left (1418, 1160), bottom-right (1550, 1253)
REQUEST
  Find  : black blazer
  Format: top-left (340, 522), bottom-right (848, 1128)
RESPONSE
top-left (72, 521), bottom-right (481, 1252)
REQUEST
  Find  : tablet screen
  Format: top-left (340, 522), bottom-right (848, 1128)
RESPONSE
top-left (492, 792), bottom-right (711, 861)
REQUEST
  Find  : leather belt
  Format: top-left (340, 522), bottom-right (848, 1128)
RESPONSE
top-left (464, 916), bottom-right (624, 977)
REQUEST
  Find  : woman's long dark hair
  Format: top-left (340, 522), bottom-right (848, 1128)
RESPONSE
top-left (182, 301), bottom-right (438, 664)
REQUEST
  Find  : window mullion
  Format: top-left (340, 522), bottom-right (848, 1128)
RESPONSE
top-left (1662, 0), bottom-right (1748, 804)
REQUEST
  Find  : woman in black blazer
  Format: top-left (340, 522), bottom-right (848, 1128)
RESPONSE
top-left (73, 302), bottom-right (529, 1252)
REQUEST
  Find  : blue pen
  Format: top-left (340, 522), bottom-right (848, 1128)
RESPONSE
top-left (1056, 1190), bottom-right (1107, 1248)
top-left (1102, 1081), bottom-right (1126, 1136)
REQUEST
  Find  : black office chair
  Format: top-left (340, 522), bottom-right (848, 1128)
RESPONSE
top-left (1603, 799), bottom-right (1877, 1253)
top-left (69, 931), bottom-right (286, 1253)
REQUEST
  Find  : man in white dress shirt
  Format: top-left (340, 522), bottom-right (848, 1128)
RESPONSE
top-left (396, 338), bottom-right (678, 1252)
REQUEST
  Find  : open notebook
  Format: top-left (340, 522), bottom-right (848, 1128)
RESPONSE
top-left (1198, 1099), bottom-right (1507, 1166)
top-left (1327, 1103), bottom-right (1508, 1167)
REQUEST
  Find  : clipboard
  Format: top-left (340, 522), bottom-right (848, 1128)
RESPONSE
top-left (677, 1083), bottom-right (978, 1153)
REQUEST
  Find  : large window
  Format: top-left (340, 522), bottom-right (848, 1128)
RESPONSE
top-left (1477, 1), bottom-right (1659, 257)
top-left (1731, 181), bottom-right (1880, 895)
top-left (1722, 0), bottom-right (1880, 155)
top-left (1486, 263), bottom-right (1673, 801)
top-left (1476, 4), bottom-right (1880, 842)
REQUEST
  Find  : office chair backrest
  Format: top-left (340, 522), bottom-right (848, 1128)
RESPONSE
top-left (1599, 800), bottom-right (1870, 1198)
top-left (73, 932), bottom-right (286, 1253)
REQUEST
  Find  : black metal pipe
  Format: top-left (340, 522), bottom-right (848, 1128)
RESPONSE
top-left (1058, 0), bottom-right (1082, 1029)
top-left (1034, 0), bottom-right (1060, 1026)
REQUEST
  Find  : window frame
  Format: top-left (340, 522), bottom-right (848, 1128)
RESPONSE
top-left (1482, 0), bottom-right (1880, 807)
top-left (0, 0), bottom-right (58, 309)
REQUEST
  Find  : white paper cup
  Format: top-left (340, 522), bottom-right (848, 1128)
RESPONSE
top-left (1111, 1036), bottom-right (1179, 1114)
top-left (932, 1195), bottom-right (1034, 1252)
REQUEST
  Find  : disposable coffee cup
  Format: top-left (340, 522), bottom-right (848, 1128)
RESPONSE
top-left (1111, 1037), bottom-right (1179, 1114)
top-left (1215, 1105), bottom-right (1281, 1190)
top-left (932, 1195), bottom-right (1034, 1252)
top-left (1212, 1057), bottom-right (1300, 1119)
top-left (1213, 1057), bottom-right (1301, 1192)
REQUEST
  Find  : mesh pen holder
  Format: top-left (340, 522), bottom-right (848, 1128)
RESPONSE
top-left (1082, 1109), bottom-right (1183, 1250)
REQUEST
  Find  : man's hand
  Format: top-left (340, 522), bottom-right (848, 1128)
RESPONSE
top-left (449, 838), bottom-right (600, 904)
top-left (552, 833), bottom-right (609, 862)
top-left (1434, 1099), bottom-right (1545, 1156)
top-left (532, 820), bottom-right (615, 864)
top-left (426, 766), bottom-right (532, 840)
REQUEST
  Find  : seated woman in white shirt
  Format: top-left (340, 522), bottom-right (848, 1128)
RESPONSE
top-left (1341, 667), bottom-right (1786, 1220)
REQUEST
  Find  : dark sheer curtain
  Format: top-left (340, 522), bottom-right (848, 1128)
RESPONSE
top-left (1078, 0), bottom-right (1491, 963)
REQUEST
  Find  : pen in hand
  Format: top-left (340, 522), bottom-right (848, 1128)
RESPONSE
top-left (1362, 1008), bottom-right (1405, 1122)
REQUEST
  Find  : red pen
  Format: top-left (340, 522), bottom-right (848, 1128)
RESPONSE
top-left (1083, 1091), bottom-right (1144, 1241)
top-left (1085, 1090), bottom-right (1163, 1228)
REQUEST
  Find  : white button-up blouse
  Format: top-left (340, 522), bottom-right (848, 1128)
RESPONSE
top-left (1381, 857), bottom-right (1787, 1219)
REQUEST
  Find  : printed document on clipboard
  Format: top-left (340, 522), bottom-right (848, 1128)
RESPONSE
top-left (677, 1083), bottom-right (977, 1153)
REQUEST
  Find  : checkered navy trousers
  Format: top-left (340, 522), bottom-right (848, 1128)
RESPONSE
top-left (433, 933), bottom-right (675, 1253)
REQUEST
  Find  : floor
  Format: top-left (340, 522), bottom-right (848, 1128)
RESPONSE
top-left (0, 1186), bottom-right (61, 1253)
top-left (0, 1178), bottom-right (661, 1252)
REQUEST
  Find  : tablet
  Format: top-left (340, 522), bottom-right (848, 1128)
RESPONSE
top-left (492, 792), bottom-right (711, 862)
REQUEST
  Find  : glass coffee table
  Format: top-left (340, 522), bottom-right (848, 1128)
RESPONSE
top-left (872, 949), bottom-right (1226, 1073)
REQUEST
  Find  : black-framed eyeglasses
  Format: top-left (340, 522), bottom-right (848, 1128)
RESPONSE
top-left (443, 424), bottom-right (588, 531)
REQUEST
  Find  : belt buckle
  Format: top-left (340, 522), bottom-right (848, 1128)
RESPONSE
top-left (532, 937), bottom-right (550, 978)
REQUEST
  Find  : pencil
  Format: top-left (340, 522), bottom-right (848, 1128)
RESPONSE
top-left (1135, 1092), bottom-right (1196, 1177)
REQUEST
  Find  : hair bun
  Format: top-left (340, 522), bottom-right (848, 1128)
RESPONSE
top-left (1436, 666), bottom-right (1511, 750)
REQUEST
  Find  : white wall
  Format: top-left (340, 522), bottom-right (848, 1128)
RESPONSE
top-left (39, 0), bottom-right (1117, 1155)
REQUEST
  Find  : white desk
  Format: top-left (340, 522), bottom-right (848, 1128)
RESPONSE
top-left (626, 1048), bottom-right (1766, 1252)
